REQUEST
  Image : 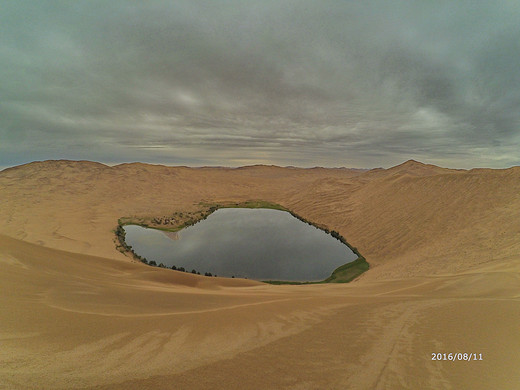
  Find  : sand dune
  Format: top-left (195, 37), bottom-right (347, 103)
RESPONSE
top-left (1, 160), bottom-right (519, 389)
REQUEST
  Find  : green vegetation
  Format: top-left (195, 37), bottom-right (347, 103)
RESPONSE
top-left (263, 258), bottom-right (369, 285)
top-left (114, 199), bottom-right (369, 283)
top-left (322, 257), bottom-right (369, 283)
top-left (216, 200), bottom-right (288, 211)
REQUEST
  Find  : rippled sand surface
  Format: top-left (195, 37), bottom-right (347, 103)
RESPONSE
top-left (1, 160), bottom-right (519, 389)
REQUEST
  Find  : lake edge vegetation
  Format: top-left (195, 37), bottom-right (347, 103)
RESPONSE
top-left (114, 200), bottom-right (369, 283)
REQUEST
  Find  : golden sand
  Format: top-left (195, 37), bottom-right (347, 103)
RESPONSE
top-left (0, 160), bottom-right (519, 389)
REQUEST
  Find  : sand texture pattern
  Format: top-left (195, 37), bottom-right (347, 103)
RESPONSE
top-left (1, 160), bottom-right (519, 389)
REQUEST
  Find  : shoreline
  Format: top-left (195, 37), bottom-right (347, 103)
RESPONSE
top-left (114, 200), bottom-right (369, 283)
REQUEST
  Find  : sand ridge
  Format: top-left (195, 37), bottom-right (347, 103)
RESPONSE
top-left (0, 160), bottom-right (519, 389)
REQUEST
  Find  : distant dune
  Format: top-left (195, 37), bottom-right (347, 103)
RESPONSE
top-left (1, 160), bottom-right (519, 389)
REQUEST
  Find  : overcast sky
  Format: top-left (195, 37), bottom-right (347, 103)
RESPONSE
top-left (1, 1), bottom-right (519, 169)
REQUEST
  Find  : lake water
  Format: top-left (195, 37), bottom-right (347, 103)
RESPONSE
top-left (123, 208), bottom-right (357, 281)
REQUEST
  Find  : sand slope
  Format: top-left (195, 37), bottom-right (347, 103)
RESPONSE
top-left (0, 160), bottom-right (519, 389)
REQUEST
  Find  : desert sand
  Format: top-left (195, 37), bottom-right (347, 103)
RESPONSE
top-left (0, 160), bottom-right (519, 389)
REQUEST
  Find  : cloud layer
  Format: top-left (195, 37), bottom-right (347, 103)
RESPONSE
top-left (2, 1), bottom-right (519, 168)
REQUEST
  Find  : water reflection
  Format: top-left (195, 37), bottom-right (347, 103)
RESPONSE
top-left (124, 208), bottom-right (357, 281)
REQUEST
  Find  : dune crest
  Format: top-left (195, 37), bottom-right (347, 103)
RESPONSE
top-left (1, 160), bottom-right (519, 389)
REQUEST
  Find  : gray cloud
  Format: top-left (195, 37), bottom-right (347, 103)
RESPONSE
top-left (1, 0), bottom-right (519, 168)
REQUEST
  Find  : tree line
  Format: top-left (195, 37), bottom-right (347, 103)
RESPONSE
top-left (115, 223), bottom-right (218, 277)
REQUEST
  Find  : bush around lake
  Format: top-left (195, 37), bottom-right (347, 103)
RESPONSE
top-left (115, 201), bottom-right (369, 283)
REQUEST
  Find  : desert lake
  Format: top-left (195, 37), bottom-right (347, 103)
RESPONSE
top-left (123, 208), bottom-right (358, 281)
